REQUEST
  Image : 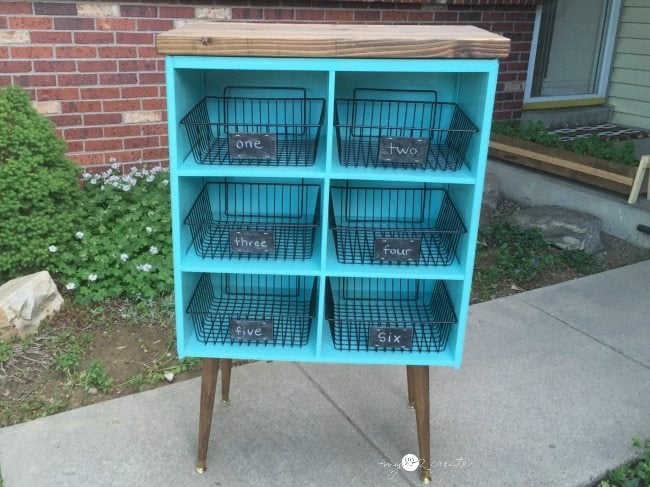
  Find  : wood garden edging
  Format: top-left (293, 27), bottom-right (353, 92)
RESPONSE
top-left (488, 133), bottom-right (639, 195)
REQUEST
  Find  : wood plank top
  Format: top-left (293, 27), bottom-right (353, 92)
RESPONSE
top-left (155, 22), bottom-right (510, 59)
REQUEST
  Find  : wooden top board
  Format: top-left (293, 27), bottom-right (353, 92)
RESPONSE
top-left (155, 22), bottom-right (510, 59)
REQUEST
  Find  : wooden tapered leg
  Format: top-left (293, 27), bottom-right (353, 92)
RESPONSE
top-left (411, 366), bottom-right (431, 484)
top-left (406, 365), bottom-right (416, 410)
top-left (196, 358), bottom-right (219, 474)
top-left (220, 359), bottom-right (232, 405)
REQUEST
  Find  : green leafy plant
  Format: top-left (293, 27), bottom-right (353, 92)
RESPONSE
top-left (52, 332), bottom-right (82, 376)
top-left (0, 86), bottom-right (82, 279)
top-left (49, 164), bottom-right (173, 303)
top-left (473, 220), bottom-right (601, 300)
top-left (80, 360), bottom-right (113, 393)
top-left (492, 120), bottom-right (563, 147)
top-left (492, 121), bottom-right (638, 166)
top-left (126, 353), bottom-right (199, 392)
top-left (600, 436), bottom-right (650, 487)
top-left (0, 340), bottom-right (12, 364)
top-left (569, 135), bottom-right (638, 166)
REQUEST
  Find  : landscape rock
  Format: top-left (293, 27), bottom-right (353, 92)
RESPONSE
top-left (87, 387), bottom-right (98, 396)
top-left (508, 206), bottom-right (604, 254)
top-left (164, 372), bottom-right (175, 383)
top-left (482, 171), bottom-right (500, 210)
top-left (0, 271), bottom-right (63, 340)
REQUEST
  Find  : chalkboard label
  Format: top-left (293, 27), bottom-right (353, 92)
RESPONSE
top-left (378, 136), bottom-right (429, 166)
top-left (230, 231), bottom-right (275, 254)
top-left (374, 238), bottom-right (421, 262)
top-left (229, 319), bottom-right (274, 342)
top-left (368, 327), bottom-right (413, 349)
top-left (228, 132), bottom-right (277, 160)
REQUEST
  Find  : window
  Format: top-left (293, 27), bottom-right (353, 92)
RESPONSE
top-left (525, 0), bottom-right (621, 103)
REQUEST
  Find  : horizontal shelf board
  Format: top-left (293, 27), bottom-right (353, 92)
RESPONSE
top-left (317, 333), bottom-right (457, 366)
top-left (168, 55), bottom-right (500, 73)
top-left (328, 164), bottom-right (476, 184)
top-left (177, 147), bottom-right (327, 178)
top-left (180, 250), bottom-right (322, 275)
top-left (324, 233), bottom-right (464, 279)
top-left (157, 23), bottom-right (510, 59)
top-left (182, 331), bottom-right (319, 361)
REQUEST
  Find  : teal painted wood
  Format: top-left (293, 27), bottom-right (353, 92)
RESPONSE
top-left (166, 54), bottom-right (501, 368)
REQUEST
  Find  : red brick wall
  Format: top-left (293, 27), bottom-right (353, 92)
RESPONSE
top-left (0, 0), bottom-right (537, 170)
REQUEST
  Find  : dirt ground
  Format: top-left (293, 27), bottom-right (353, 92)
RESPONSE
top-left (1, 201), bottom-right (648, 427)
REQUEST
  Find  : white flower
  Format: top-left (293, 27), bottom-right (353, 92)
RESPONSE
top-left (142, 169), bottom-right (150, 176)
top-left (75, 231), bottom-right (84, 240)
top-left (145, 226), bottom-right (153, 234)
top-left (122, 184), bottom-right (131, 192)
top-left (152, 166), bottom-right (162, 173)
top-left (111, 162), bottom-right (120, 170)
top-left (146, 175), bottom-right (155, 183)
top-left (48, 245), bottom-right (58, 253)
top-left (162, 179), bottom-right (169, 186)
top-left (137, 263), bottom-right (153, 272)
top-left (82, 172), bottom-right (91, 180)
top-left (120, 253), bottom-right (129, 262)
top-left (88, 273), bottom-right (98, 282)
top-left (149, 246), bottom-right (159, 255)
top-left (65, 282), bottom-right (76, 290)
top-left (90, 179), bottom-right (97, 185)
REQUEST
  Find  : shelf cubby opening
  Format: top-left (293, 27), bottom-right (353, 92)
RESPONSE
top-left (334, 88), bottom-right (477, 171)
top-left (187, 273), bottom-right (318, 347)
top-left (181, 86), bottom-right (325, 166)
top-left (326, 277), bottom-right (456, 353)
top-left (185, 180), bottom-right (321, 261)
top-left (330, 183), bottom-right (466, 266)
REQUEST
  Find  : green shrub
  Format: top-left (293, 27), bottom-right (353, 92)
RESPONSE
top-left (0, 86), bottom-right (82, 279)
top-left (49, 165), bottom-right (173, 303)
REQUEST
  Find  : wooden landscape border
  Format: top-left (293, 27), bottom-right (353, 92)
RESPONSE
top-left (488, 133), bottom-right (638, 195)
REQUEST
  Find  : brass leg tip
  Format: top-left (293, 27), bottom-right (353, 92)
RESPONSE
top-left (195, 462), bottom-right (207, 474)
top-left (221, 399), bottom-right (230, 405)
top-left (408, 402), bottom-right (415, 410)
top-left (420, 470), bottom-right (431, 484)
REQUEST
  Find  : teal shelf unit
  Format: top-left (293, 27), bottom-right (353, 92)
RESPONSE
top-left (166, 53), bottom-right (499, 368)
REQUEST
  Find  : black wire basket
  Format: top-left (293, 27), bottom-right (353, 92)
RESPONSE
top-left (334, 88), bottom-right (477, 170)
top-left (187, 273), bottom-right (317, 347)
top-left (181, 86), bottom-right (325, 166)
top-left (326, 277), bottom-right (456, 353)
top-left (330, 183), bottom-right (466, 265)
top-left (185, 181), bottom-right (321, 260)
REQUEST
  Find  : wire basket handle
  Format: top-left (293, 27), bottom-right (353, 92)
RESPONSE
top-left (223, 85), bottom-right (307, 100)
top-left (352, 87), bottom-right (437, 104)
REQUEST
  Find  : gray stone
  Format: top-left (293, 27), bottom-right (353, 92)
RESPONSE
top-left (508, 205), bottom-right (604, 253)
top-left (482, 171), bottom-right (500, 210)
top-left (0, 271), bottom-right (63, 340)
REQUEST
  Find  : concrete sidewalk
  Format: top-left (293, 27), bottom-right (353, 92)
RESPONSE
top-left (1, 261), bottom-right (648, 487)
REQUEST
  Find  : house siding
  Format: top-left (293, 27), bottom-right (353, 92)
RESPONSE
top-left (608, 0), bottom-right (650, 130)
top-left (0, 0), bottom-right (537, 170)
